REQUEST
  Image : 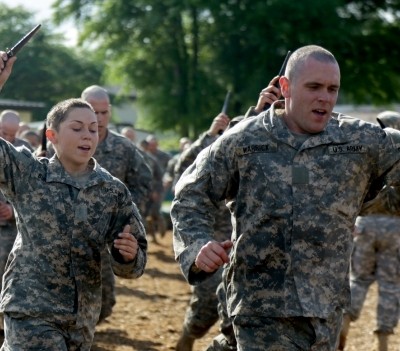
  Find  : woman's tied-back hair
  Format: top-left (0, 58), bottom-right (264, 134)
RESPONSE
top-left (285, 45), bottom-right (339, 82)
top-left (46, 98), bottom-right (94, 131)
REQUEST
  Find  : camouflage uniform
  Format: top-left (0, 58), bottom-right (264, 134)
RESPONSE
top-left (0, 138), bottom-right (33, 329)
top-left (0, 140), bottom-right (147, 350)
top-left (48, 130), bottom-right (152, 322)
top-left (0, 138), bottom-right (31, 284)
top-left (145, 148), bottom-right (171, 236)
top-left (174, 132), bottom-right (235, 350)
top-left (171, 101), bottom-right (400, 351)
top-left (93, 129), bottom-right (152, 212)
top-left (0, 193), bottom-right (17, 302)
top-left (346, 215), bottom-right (400, 333)
top-left (151, 148), bottom-right (171, 174)
top-left (47, 130), bottom-right (152, 211)
top-left (338, 111), bottom-right (400, 351)
top-left (12, 138), bottom-right (33, 152)
top-left (92, 129), bottom-right (152, 323)
top-left (0, 193), bottom-right (16, 293)
top-left (164, 152), bottom-right (181, 194)
top-left (142, 152), bottom-right (164, 241)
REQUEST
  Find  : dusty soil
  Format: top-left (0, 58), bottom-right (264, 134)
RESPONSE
top-left (1, 231), bottom-right (400, 350)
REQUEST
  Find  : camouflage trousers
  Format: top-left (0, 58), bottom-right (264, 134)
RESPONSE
top-left (182, 269), bottom-right (222, 339)
top-left (0, 225), bottom-right (17, 291)
top-left (1, 312), bottom-right (93, 351)
top-left (347, 231), bottom-right (400, 333)
top-left (205, 279), bottom-right (237, 351)
top-left (205, 333), bottom-right (237, 351)
top-left (232, 309), bottom-right (342, 351)
top-left (0, 225), bottom-right (17, 330)
top-left (98, 249), bottom-right (116, 324)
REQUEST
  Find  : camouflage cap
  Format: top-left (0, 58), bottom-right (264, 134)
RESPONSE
top-left (376, 110), bottom-right (400, 130)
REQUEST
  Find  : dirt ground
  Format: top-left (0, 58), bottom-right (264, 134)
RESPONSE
top-left (1, 231), bottom-right (400, 350)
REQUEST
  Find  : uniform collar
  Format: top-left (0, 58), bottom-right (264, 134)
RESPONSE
top-left (45, 156), bottom-right (106, 188)
top-left (263, 100), bottom-right (350, 148)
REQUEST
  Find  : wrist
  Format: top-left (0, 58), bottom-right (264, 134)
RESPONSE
top-left (254, 106), bottom-right (262, 114)
top-left (190, 263), bottom-right (202, 273)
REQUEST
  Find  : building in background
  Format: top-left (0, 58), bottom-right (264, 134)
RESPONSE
top-left (0, 98), bottom-right (46, 123)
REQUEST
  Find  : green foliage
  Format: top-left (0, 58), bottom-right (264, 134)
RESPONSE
top-left (0, 5), bottom-right (104, 121)
top-left (52, 0), bottom-right (400, 136)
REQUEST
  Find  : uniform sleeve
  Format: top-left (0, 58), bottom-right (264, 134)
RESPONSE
top-left (109, 186), bottom-right (148, 279)
top-left (0, 140), bottom-right (34, 199)
top-left (244, 106), bottom-right (259, 118)
top-left (171, 139), bottom-right (234, 284)
top-left (125, 145), bottom-right (153, 212)
top-left (360, 127), bottom-right (400, 216)
top-left (173, 132), bottom-right (217, 184)
top-left (378, 127), bottom-right (400, 186)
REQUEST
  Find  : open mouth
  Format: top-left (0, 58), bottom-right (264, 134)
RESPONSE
top-left (312, 109), bottom-right (327, 116)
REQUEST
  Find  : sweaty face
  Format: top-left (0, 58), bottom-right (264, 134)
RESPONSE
top-left (281, 57), bottom-right (340, 134)
top-left (50, 107), bottom-right (99, 173)
top-left (85, 98), bottom-right (111, 142)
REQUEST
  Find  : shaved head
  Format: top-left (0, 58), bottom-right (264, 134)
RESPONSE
top-left (0, 110), bottom-right (21, 143)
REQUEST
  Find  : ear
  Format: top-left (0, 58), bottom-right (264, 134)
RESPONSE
top-left (280, 76), bottom-right (290, 98)
top-left (45, 128), bottom-right (57, 144)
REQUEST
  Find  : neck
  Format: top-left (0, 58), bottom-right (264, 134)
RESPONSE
top-left (62, 160), bottom-right (93, 177)
top-left (68, 165), bottom-right (91, 177)
top-left (99, 128), bottom-right (108, 143)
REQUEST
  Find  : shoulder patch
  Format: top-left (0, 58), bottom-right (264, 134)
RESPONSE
top-left (17, 146), bottom-right (34, 166)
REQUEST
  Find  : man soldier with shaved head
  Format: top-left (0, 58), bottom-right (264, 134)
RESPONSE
top-left (171, 45), bottom-right (400, 350)
top-left (81, 85), bottom-right (152, 324)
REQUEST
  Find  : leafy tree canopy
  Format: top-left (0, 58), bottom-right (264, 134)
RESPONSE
top-left (52, 0), bottom-right (400, 137)
top-left (0, 5), bottom-right (104, 121)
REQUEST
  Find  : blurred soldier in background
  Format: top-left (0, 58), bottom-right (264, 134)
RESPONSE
top-left (81, 85), bottom-right (152, 324)
top-left (0, 110), bottom-right (33, 151)
top-left (141, 135), bottom-right (171, 238)
top-left (163, 137), bottom-right (192, 196)
top-left (339, 111), bottom-right (400, 351)
top-left (174, 113), bottom-right (231, 351)
top-left (120, 126), bottom-right (136, 143)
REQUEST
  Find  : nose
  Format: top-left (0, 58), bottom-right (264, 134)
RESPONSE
top-left (95, 112), bottom-right (104, 123)
top-left (318, 89), bottom-right (334, 103)
top-left (82, 128), bottom-right (93, 139)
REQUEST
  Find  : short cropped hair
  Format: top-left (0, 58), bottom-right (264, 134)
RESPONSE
top-left (46, 98), bottom-right (94, 131)
top-left (285, 45), bottom-right (338, 81)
